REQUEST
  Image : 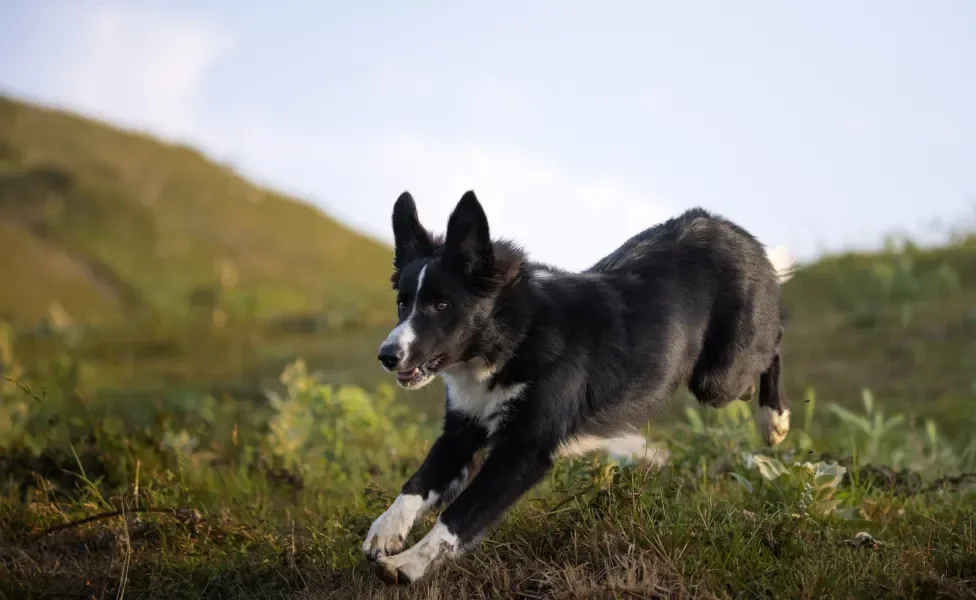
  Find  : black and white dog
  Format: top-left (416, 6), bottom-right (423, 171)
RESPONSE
top-left (363, 190), bottom-right (794, 584)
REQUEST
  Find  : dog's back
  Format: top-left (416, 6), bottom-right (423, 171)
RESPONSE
top-left (589, 207), bottom-right (775, 281)
top-left (577, 207), bottom-right (793, 445)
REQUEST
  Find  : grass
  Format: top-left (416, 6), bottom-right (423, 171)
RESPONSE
top-left (1, 356), bottom-right (974, 599)
top-left (1, 96), bottom-right (975, 597)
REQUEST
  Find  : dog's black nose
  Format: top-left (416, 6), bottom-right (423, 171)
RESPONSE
top-left (377, 344), bottom-right (403, 370)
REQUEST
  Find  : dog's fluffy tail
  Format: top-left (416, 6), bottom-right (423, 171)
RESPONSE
top-left (765, 245), bottom-right (796, 284)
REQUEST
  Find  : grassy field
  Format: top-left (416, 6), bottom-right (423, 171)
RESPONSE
top-left (1, 97), bottom-right (975, 598)
top-left (1, 348), bottom-right (974, 599)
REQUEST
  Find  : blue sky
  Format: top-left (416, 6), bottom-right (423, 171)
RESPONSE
top-left (2, 0), bottom-right (974, 269)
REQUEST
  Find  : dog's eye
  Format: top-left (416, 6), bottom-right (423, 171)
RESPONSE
top-left (434, 301), bottom-right (450, 312)
top-left (396, 300), bottom-right (406, 313)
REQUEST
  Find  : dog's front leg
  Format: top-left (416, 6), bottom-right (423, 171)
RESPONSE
top-left (363, 413), bottom-right (486, 561)
top-left (375, 441), bottom-right (553, 584)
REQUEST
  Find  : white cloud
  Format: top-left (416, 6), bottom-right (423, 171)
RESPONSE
top-left (57, 5), bottom-right (232, 139)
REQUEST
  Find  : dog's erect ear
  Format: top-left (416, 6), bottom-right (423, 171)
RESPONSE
top-left (444, 190), bottom-right (493, 277)
top-left (392, 191), bottom-right (435, 273)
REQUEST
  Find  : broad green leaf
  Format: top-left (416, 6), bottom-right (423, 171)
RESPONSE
top-left (799, 461), bottom-right (847, 488)
top-left (752, 454), bottom-right (787, 481)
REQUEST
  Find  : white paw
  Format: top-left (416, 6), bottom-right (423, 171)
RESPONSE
top-left (375, 520), bottom-right (459, 585)
top-left (758, 406), bottom-right (790, 446)
top-left (361, 494), bottom-right (426, 561)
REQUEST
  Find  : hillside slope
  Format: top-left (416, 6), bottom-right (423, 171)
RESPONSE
top-left (0, 94), bottom-right (394, 324)
top-left (777, 237), bottom-right (976, 434)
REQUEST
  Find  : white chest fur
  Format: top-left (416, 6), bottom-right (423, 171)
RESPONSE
top-left (440, 362), bottom-right (526, 434)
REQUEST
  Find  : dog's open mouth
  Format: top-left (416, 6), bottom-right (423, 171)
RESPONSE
top-left (396, 366), bottom-right (427, 384)
top-left (395, 355), bottom-right (446, 388)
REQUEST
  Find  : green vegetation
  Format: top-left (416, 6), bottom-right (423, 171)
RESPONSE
top-left (0, 94), bottom-right (394, 324)
top-left (1, 95), bottom-right (975, 598)
top-left (1, 347), bottom-right (974, 598)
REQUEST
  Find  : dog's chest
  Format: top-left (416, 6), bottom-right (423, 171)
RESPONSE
top-left (441, 367), bottom-right (526, 434)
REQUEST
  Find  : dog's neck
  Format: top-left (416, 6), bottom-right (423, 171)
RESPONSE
top-left (458, 267), bottom-right (538, 383)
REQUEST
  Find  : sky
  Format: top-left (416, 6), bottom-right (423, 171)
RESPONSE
top-left (1, 0), bottom-right (974, 270)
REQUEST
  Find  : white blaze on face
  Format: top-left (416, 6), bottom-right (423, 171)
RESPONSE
top-left (381, 264), bottom-right (428, 366)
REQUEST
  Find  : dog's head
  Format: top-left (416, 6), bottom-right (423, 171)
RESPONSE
top-left (377, 190), bottom-right (522, 390)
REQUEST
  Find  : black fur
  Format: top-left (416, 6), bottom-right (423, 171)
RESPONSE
top-left (366, 191), bottom-right (792, 582)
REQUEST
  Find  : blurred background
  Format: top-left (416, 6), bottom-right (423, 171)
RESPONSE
top-left (2, 1), bottom-right (975, 596)
top-left (1, 0), bottom-right (974, 441)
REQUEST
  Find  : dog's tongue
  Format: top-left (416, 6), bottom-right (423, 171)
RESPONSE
top-left (397, 368), bottom-right (418, 382)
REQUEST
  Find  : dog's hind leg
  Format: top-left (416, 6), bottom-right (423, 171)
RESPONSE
top-left (756, 351), bottom-right (789, 446)
top-left (689, 358), bottom-right (756, 409)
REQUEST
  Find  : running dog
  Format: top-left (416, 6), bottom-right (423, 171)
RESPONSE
top-left (362, 190), bottom-right (794, 584)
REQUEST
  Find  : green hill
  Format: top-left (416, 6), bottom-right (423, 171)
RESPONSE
top-left (0, 94), bottom-right (394, 325)
top-left (779, 236), bottom-right (976, 435)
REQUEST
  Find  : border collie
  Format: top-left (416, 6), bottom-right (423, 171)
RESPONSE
top-left (362, 190), bottom-right (794, 584)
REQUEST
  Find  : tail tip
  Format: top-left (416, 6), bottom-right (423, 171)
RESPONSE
top-left (757, 406), bottom-right (790, 446)
top-left (766, 245), bottom-right (796, 284)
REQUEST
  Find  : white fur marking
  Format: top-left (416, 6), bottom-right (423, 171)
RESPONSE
top-left (557, 435), bottom-right (616, 457)
top-left (557, 433), bottom-right (671, 466)
top-left (766, 245), bottom-right (796, 284)
top-left (362, 492), bottom-right (437, 559)
top-left (381, 264), bottom-right (428, 366)
top-left (415, 263), bottom-right (428, 294)
top-left (757, 406), bottom-right (790, 446)
top-left (441, 362), bottom-right (526, 434)
top-left (531, 269), bottom-right (557, 291)
top-left (603, 434), bottom-right (672, 466)
top-left (381, 321), bottom-right (416, 367)
top-left (376, 519), bottom-right (459, 583)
